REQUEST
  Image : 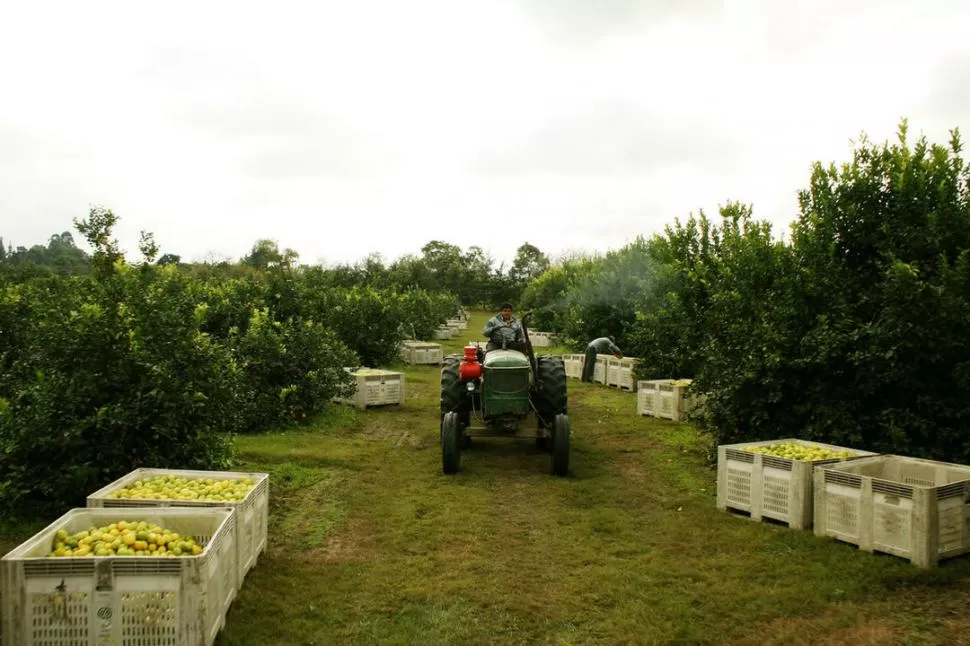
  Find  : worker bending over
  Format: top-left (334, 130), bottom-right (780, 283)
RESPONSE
top-left (581, 336), bottom-right (623, 382)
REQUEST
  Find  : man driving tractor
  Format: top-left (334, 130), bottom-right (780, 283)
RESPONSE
top-left (483, 302), bottom-right (525, 352)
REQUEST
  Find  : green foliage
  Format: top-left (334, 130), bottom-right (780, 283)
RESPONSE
top-left (0, 210), bottom-right (462, 516)
top-left (521, 243), bottom-right (653, 350)
top-left (74, 206), bottom-right (123, 280)
top-left (672, 206), bottom-right (803, 447)
top-left (294, 268), bottom-right (458, 363)
top-left (508, 242), bottom-right (551, 285)
top-left (229, 309), bottom-right (358, 433)
top-left (395, 289), bottom-right (462, 341)
top-left (0, 261), bottom-right (238, 515)
top-left (308, 239), bottom-right (551, 308)
top-left (302, 286), bottom-right (405, 367)
top-left (778, 122), bottom-right (970, 459)
top-left (194, 276), bottom-right (268, 338)
top-left (242, 239), bottom-right (299, 270)
top-left (518, 255), bottom-right (598, 333)
top-left (522, 120), bottom-right (970, 464)
top-left (560, 241), bottom-right (655, 348)
top-left (0, 231), bottom-right (91, 279)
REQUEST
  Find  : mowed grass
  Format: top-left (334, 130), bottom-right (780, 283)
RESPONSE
top-left (4, 310), bottom-right (970, 644)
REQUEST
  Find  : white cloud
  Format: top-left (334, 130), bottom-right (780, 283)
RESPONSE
top-left (1, 0), bottom-right (967, 267)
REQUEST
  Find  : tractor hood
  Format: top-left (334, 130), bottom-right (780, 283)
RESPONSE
top-left (482, 349), bottom-right (531, 369)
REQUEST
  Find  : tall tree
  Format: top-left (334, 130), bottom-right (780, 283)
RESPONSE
top-left (74, 206), bottom-right (123, 280)
top-left (420, 240), bottom-right (464, 295)
top-left (509, 243), bottom-right (550, 284)
top-left (242, 239), bottom-right (284, 270)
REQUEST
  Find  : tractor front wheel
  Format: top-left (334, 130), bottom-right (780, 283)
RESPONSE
top-left (441, 411), bottom-right (461, 475)
top-left (551, 413), bottom-right (570, 476)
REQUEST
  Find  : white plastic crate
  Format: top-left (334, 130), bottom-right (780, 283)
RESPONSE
top-left (814, 455), bottom-right (970, 568)
top-left (605, 357), bottom-right (638, 391)
top-left (334, 368), bottom-right (405, 409)
top-left (615, 358), bottom-right (639, 391)
top-left (636, 380), bottom-right (673, 416)
top-left (592, 357), bottom-right (607, 384)
top-left (656, 380), bottom-right (699, 422)
top-left (563, 354), bottom-right (585, 379)
top-left (86, 468), bottom-right (269, 586)
top-left (528, 332), bottom-right (554, 348)
top-left (605, 357), bottom-right (621, 387)
top-left (400, 341), bottom-right (443, 365)
top-left (717, 438), bottom-right (878, 530)
top-left (1, 507), bottom-right (236, 646)
top-left (432, 327), bottom-right (454, 340)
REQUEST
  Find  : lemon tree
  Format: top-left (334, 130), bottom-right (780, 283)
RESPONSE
top-left (107, 475), bottom-right (255, 502)
top-left (49, 520), bottom-right (204, 557)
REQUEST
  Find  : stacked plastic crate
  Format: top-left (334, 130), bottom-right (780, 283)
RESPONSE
top-left (716, 436), bottom-right (970, 569)
top-left (1, 467), bottom-right (271, 645)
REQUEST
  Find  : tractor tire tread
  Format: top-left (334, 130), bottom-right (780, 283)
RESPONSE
top-left (533, 355), bottom-right (568, 428)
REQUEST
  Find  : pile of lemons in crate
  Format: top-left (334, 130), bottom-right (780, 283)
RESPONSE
top-left (350, 368), bottom-right (388, 376)
top-left (744, 442), bottom-right (856, 461)
top-left (46, 474), bottom-right (256, 559)
top-left (50, 521), bottom-right (204, 558)
top-left (106, 474), bottom-right (255, 502)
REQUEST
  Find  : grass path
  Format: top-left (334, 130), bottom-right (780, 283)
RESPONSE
top-left (217, 311), bottom-right (970, 645)
top-left (5, 310), bottom-right (970, 644)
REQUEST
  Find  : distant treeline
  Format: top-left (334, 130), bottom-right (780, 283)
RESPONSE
top-left (1, 231), bottom-right (558, 310)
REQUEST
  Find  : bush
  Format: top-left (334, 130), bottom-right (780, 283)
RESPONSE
top-left (195, 276), bottom-right (268, 339)
top-left (554, 241), bottom-right (656, 351)
top-left (0, 208), bottom-right (472, 517)
top-left (779, 123), bottom-right (970, 460)
top-left (297, 282), bottom-right (457, 366)
top-left (229, 308), bottom-right (358, 432)
top-left (521, 120), bottom-right (970, 464)
top-left (0, 263), bottom-right (239, 515)
top-left (395, 289), bottom-right (460, 340)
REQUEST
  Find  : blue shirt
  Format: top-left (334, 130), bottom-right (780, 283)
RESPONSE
top-left (483, 314), bottom-right (524, 346)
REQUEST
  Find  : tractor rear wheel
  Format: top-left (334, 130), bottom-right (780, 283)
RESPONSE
top-left (442, 412), bottom-right (461, 475)
top-left (551, 413), bottom-right (570, 476)
top-left (533, 355), bottom-right (567, 428)
top-left (440, 355), bottom-right (470, 427)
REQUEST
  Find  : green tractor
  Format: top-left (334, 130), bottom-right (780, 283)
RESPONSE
top-left (439, 310), bottom-right (570, 476)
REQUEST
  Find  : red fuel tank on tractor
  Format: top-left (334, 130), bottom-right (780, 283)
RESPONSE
top-left (459, 345), bottom-right (482, 380)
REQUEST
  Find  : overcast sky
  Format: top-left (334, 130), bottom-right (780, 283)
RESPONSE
top-left (1, 0), bottom-right (967, 267)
